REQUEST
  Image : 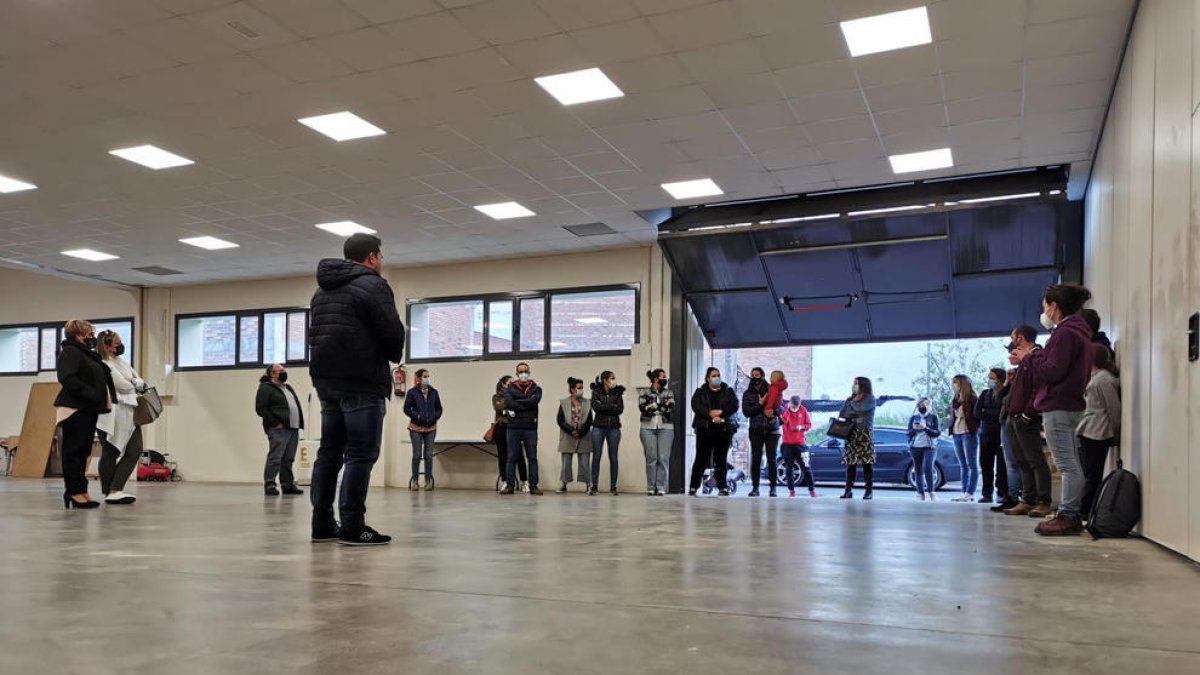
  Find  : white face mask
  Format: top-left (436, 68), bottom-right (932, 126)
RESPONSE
top-left (518, 372), bottom-right (530, 382)
top-left (1040, 312), bottom-right (1055, 330)
top-left (423, 377), bottom-right (432, 387)
top-left (852, 384), bottom-right (860, 395)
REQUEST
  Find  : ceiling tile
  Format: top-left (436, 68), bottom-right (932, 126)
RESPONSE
top-left (251, 40), bottom-right (354, 83)
top-left (380, 11), bottom-right (488, 60)
top-left (452, 0), bottom-right (560, 43)
top-left (873, 104), bottom-right (947, 136)
top-left (775, 60), bottom-right (859, 98)
top-left (794, 90), bottom-right (869, 122)
top-left (571, 19), bottom-right (668, 64)
top-left (948, 92), bottom-right (1023, 125)
top-left (646, 1), bottom-right (750, 51)
top-left (864, 76), bottom-right (944, 112)
top-left (942, 62), bottom-right (1023, 100)
top-left (251, 0), bottom-right (368, 38)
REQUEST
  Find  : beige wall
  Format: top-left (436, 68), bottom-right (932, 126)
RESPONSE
top-left (1084, 0), bottom-right (1200, 560)
top-left (0, 268), bottom-right (139, 438)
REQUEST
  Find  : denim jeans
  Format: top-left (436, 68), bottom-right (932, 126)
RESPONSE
top-left (409, 430), bottom-right (436, 481)
top-left (1042, 410), bottom-right (1085, 517)
top-left (909, 445), bottom-right (936, 495)
top-left (590, 426), bottom-right (621, 489)
top-left (640, 428), bottom-right (673, 493)
top-left (311, 393), bottom-right (386, 532)
top-left (999, 420), bottom-right (1023, 500)
top-left (506, 427), bottom-right (539, 488)
top-left (952, 432), bottom-right (979, 494)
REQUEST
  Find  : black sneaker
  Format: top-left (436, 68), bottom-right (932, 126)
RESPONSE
top-left (718, 489), bottom-right (730, 497)
top-left (264, 485), bottom-right (280, 496)
top-left (687, 489), bottom-right (697, 496)
top-left (282, 485), bottom-right (305, 495)
top-left (747, 489), bottom-right (760, 497)
top-left (338, 526), bottom-right (392, 546)
top-left (312, 522), bottom-right (340, 543)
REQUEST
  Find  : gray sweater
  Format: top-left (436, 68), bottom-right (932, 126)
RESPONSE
top-left (1077, 370), bottom-right (1121, 441)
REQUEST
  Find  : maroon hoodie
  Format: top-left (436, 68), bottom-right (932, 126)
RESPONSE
top-left (1022, 314), bottom-right (1094, 413)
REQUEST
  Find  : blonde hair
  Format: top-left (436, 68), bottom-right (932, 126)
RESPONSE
top-left (63, 319), bottom-right (95, 340)
top-left (770, 370), bottom-right (784, 381)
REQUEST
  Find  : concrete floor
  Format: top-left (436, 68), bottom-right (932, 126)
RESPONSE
top-left (1, 480), bottom-right (1198, 674)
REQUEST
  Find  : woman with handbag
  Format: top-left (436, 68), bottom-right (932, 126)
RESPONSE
top-left (839, 376), bottom-right (877, 500)
top-left (491, 376), bottom-right (528, 491)
top-left (95, 330), bottom-right (145, 504)
top-left (556, 377), bottom-right (593, 493)
top-left (55, 320), bottom-right (116, 510)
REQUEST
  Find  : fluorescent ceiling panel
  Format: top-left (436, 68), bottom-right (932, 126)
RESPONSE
top-left (534, 68), bottom-right (624, 105)
top-left (0, 174), bottom-right (37, 193)
top-left (180, 236), bottom-right (239, 250)
top-left (315, 221), bottom-right (377, 236)
top-left (661, 178), bottom-right (724, 200)
top-left (888, 147), bottom-right (953, 174)
top-left (474, 202), bottom-right (535, 219)
top-left (840, 6), bottom-right (932, 57)
top-left (62, 249), bottom-right (118, 261)
top-left (298, 111), bottom-right (387, 141)
top-left (109, 145), bottom-right (194, 170)
top-left (575, 317), bottom-right (607, 325)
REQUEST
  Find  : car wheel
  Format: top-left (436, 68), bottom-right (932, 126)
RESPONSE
top-left (776, 460), bottom-right (788, 486)
top-left (728, 481), bottom-right (738, 495)
top-left (907, 464), bottom-right (945, 490)
top-left (905, 463), bottom-right (917, 488)
top-left (932, 463), bottom-right (945, 490)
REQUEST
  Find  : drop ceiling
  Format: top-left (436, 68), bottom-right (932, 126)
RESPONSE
top-left (0, 0), bottom-right (1133, 285)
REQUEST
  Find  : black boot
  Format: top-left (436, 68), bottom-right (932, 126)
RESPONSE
top-left (840, 488), bottom-right (853, 499)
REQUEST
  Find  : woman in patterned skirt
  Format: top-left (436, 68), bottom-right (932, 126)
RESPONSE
top-left (839, 376), bottom-right (877, 500)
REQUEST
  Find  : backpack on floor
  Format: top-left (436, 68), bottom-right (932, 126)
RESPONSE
top-left (1087, 449), bottom-right (1141, 539)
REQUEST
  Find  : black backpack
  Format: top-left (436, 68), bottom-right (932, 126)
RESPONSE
top-left (1087, 449), bottom-right (1141, 539)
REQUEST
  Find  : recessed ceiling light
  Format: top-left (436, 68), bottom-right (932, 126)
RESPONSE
top-left (474, 202), bottom-right (535, 220)
top-left (840, 6), bottom-right (932, 57)
top-left (0, 174), bottom-right (37, 193)
top-left (62, 249), bottom-right (118, 262)
top-left (661, 178), bottom-right (724, 200)
top-left (957, 192), bottom-right (1042, 205)
top-left (109, 145), bottom-right (194, 170)
top-left (314, 221), bottom-right (377, 236)
top-left (575, 317), bottom-right (607, 325)
top-left (534, 67), bottom-right (624, 106)
top-left (180, 236), bottom-right (239, 250)
top-left (298, 111), bottom-right (387, 142)
top-left (888, 148), bottom-right (953, 174)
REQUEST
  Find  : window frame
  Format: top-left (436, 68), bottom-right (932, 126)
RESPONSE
top-left (406, 283), bottom-right (640, 364)
top-left (0, 316), bottom-right (136, 377)
top-left (174, 307), bottom-right (309, 372)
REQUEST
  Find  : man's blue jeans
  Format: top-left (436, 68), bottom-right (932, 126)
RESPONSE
top-left (506, 427), bottom-right (539, 488)
top-left (311, 393), bottom-right (386, 532)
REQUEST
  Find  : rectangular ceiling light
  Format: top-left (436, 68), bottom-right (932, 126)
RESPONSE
top-left (109, 145), bottom-right (194, 170)
top-left (957, 192), bottom-right (1042, 205)
top-left (888, 147), bottom-right (953, 174)
top-left (575, 317), bottom-right (608, 325)
top-left (840, 6), bottom-right (932, 57)
top-left (661, 178), bottom-right (724, 200)
top-left (62, 248), bottom-right (118, 261)
top-left (180, 236), bottom-right (239, 250)
top-left (0, 174), bottom-right (37, 193)
top-left (315, 221), bottom-right (377, 236)
top-left (474, 202), bottom-right (535, 219)
top-left (298, 111), bottom-right (386, 141)
top-left (535, 67), bottom-right (624, 105)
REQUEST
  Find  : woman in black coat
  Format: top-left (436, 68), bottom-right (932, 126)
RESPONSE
top-left (54, 320), bottom-right (116, 509)
top-left (688, 367), bottom-right (739, 496)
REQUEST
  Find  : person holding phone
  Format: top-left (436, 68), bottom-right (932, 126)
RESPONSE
top-left (906, 398), bottom-right (941, 501)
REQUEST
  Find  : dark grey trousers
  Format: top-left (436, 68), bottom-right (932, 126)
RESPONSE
top-left (264, 428), bottom-right (299, 488)
top-left (98, 428), bottom-right (143, 494)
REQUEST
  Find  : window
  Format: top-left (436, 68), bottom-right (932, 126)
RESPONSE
top-left (0, 327), bottom-right (38, 374)
top-left (406, 284), bottom-right (639, 362)
top-left (0, 317), bottom-right (134, 375)
top-left (550, 288), bottom-right (637, 354)
top-left (408, 299), bottom-right (485, 359)
top-left (176, 308), bottom-right (308, 370)
top-left (39, 328), bottom-right (58, 371)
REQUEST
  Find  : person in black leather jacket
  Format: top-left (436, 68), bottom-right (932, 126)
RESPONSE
top-left (502, 362), bottom-right (543, 494)
top-left (589, 370), bottom-right (625, 495)
top-left (307, 233), bottom-right (405, 546)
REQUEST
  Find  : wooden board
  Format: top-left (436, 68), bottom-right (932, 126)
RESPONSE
top-left (10, 382), bottom-right (62, 478)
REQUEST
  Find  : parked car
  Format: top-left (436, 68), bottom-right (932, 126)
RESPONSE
top-left (762, 426), bottom-right (961, 490)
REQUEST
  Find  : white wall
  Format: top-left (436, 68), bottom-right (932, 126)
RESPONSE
top-left (0, 269), bottom-right (139, 438)
top-left (1084, 0), bottom-right (1200, 560)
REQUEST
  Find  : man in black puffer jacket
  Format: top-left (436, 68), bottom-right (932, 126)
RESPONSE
top-left (308, 233), bottom-right (405, 547)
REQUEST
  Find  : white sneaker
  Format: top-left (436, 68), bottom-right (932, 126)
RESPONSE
top-left (105, 491), bottom-right (136, 504)
top-left (522, 482), bottom-right (531, 494)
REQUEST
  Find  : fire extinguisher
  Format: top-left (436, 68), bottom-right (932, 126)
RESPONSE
top-left (393, 365), bottom-right (407, 397)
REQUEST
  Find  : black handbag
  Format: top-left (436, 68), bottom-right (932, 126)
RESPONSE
top-left (827, 417), bottom-right (855, 440)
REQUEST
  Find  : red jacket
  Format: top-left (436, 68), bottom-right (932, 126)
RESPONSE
top-left (780, 403), bottom-right (811, 445)
top-left (764, 379), bottom-right (788, 414)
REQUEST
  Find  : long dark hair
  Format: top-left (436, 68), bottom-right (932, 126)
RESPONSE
top-left (259, 364), bottom-right (277, 384)
top-left (1044, 283), bottom-right (1093, 317)
top-left (705, 367), bottom-right (721, 386)
top-left (1094, 346), bottom-right (1120, 377)
top-left (593, 370), bottom-right (614, 391)
top-left (496, 375), bottom-right (511, 393)
top-left (853, 376), bottom-right (872, 398)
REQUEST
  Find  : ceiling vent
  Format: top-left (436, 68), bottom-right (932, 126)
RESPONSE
top-left (563, 222), bottom-right (616, 237)
top-left (132, 265), bottom-right (184, 276)
top-left (226, 21), bottom-right (260, 39)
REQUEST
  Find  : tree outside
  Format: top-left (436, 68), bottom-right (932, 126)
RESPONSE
top-left (910, 340), bottom-right (1009, 420)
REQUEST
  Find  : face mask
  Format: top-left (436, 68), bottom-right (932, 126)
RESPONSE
top-left (709, 377), bottom-right (721, 387)
top-left (573, 390), bottom-right (584, 399)
top-left (277, 371), bottom-right (288, 383)
top-left (986, 380), bottom-right (997, 390)
top-left (113, 344), bottom-right (125, 357)
top-left (1040, 312), bottom-right (1055, 330)
top-left (657, 378), bottom-right (667, 388)
top-left (423, 377), bottom-right (432, 387)
top-left (789, 399), bottom-right (801, 409)
top-left (852, 384), bottom-right (860, 395)
top-left (84, 336), bottom-right (98, 349)
top-left (518, 372), bottom-right (530, 382)
top-left (918, 406), bottom-right (928, 414)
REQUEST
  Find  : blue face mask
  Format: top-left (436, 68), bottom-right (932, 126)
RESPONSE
top-left (986, 380), bottom-right (997, 390)
top-left (709, 377), bottom-right (721, 387)
top-left (423, 377), bottom-right (432, 387)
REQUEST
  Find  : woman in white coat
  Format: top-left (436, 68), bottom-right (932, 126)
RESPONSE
top-left (95, 330), bottom-right (145, 504)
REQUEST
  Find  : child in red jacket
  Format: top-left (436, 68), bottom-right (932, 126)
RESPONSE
top-left (761, 370), bottom-right (789, 420)
top-left (780, 395), bottom-right (816, 497)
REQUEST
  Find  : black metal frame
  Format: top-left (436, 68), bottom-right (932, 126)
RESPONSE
top-left (405, 283), bottom-right (642, 364)
top-left (0, 316), bottom-right (135, 377)
top-left (174, 307), bottom-right (310, 372)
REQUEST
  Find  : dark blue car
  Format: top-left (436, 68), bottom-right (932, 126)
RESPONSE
top-left (764, 426), bottom-right (962, 490)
